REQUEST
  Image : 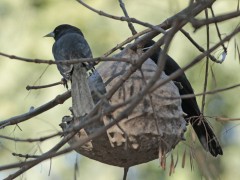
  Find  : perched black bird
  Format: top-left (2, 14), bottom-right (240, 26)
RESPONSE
top-left (144, 40), bottom-right (223, 157)
top-left (44, 24), bottom-right (96, 82)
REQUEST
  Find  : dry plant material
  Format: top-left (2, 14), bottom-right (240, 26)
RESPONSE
top-left (64, 49), bottom-right (186, 167)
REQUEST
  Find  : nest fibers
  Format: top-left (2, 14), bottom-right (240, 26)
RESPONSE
top-left (60, 48), bottom-right (187, 167)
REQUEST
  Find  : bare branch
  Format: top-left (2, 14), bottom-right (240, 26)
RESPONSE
top-left (76, 0), bottom-right (166, 33)
top-left (118, 0), bottom-right (137, 35)
top-left (150, 26), bottom-right (240, 93)
top-left (128, 0), bottom-right (215, 50)
top-left (180, 29), bottom-right (222, 63)
top-left (215, 117), bottom-right (240, 122)
top-left (26, 80), bottom-right (64, 90)
top-left (210, 7), bottom-right (227, 53)
top-left (0, 52), bottom-right (55, 64)
top-left (201, 8), bottom-right (210, 114)
top-left (0, 132), bottom-right (62, 143)
top-left (104, 29), bottom-right (149, 57)
top-left (0, 53), bottom-right (132, 65)
top-left (0, 91), bottom-right (71, 128)
top-left (192, 10), bottom-right (240, 29)
top-left (12, 153), bottom-right (40, 159)
top-left (105, 0), bottom-right (216, 57)
top-left (179, 82), bottom-right (240, 100)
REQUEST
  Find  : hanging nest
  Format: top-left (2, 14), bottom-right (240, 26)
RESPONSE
top-left (60, 48), bottom-right (187, 167)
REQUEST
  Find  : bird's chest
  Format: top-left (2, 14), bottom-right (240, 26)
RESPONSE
top-left (53, 42), bottom-right (79, 60)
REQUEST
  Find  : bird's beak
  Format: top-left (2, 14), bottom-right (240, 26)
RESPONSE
top-left (59, 122), bottom-right (66, 129)
top-left (43, 32), bottom-right (55, 38)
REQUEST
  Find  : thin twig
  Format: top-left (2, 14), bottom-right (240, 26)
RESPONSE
top-left (192, 10), bottom-right (240, 29)
top-left (104, 0), bottom-right (216, 58)
top-left (0, 53), bottom-right (132, 65)
top-left (118, 0), bottom-right (137, 35)
top-left (150, 26), bottom-right (240, 93)
top-left (104, 29), bottom-right (149, 57)
top-left (180, 29), bottom-right (222, 63)
top-left (123, 167), bottom-right (129, 180)
top-left (179, 82), bottom-right (240, 100)
top-left (128, 0), bottom-right (215, 50)
top-left (76, 0), bottom-right (166, 33)
top-left (0, 91), bottom-right (71, 128)
top-left (0, 52), bottom-right (55, 64)
top-left (26, 81), bottom-right (64, 90)
top-left (201, 8), bottom-right (210, 114)
top-left (210, 7), bottom-right (227, 53)
top-left (238, 0), bottom-right (240, 11)
top-left (215, 117), bottom-right (240, 122)
top-left (0, 132), bottom-right (62, 143)
top-left (12, 153), bottom-right (39, 159)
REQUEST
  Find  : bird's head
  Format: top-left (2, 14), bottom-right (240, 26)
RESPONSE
top-left (44, 24), bottom-right (84, 41)
top-left (59, 115), bottom-right (73, 131)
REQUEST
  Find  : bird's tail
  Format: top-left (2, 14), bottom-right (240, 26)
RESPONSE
top-left (190, 116), bottom-right (223, 157)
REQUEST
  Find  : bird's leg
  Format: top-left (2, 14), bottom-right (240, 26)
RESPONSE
top-left (61, 78), bottom-right (69, 89)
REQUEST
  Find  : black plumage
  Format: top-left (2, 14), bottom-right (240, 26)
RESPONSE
top-left (144, 40), bottom-right (223, 156)
top-left (45, 24), bottom-right (96, 81)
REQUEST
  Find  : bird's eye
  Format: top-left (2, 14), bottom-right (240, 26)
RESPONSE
top-left (66, 121), bottom-right (71, 124)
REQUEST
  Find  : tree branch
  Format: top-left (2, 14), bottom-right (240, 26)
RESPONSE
top-left (192, 10), bottom-right (240, 29)
top-left (76, 0), bottom-right (166, 33)
top-left (0, 91), bottom-right (71, 128)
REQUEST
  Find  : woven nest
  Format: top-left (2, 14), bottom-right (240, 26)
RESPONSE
top-left (61, 49), bottom-right (187, 167)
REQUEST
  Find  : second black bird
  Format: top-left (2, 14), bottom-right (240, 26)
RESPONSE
top-left (144, 40), bottom-right (223, 157)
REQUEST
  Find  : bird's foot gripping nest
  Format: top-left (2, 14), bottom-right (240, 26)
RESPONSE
top-left (61, 78), bottom-right (69, 89)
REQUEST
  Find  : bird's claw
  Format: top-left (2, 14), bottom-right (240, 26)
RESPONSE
top-left (61, 78), bottom-right (69, 89)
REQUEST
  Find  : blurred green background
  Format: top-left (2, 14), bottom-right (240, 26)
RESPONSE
top-left (0, 0), bottom-right (240, 179)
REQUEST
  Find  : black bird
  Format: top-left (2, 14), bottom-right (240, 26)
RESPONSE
top-left (144, 40), bottom-right (223, 157)
top-left (44, 24), bottom-right (96, 82)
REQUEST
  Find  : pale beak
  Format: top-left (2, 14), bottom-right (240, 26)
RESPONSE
top-left (43, 32), bottom-right (55, 38)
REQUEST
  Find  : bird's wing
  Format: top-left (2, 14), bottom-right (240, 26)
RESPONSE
top-left (163, 53), bottom-right (201, 116)
top-left (143, 40), bottom-right (200, 116)
top-left (53, 33), bottom-right (92, 59)
top-left (52, 33), bottom-right (93, 79)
